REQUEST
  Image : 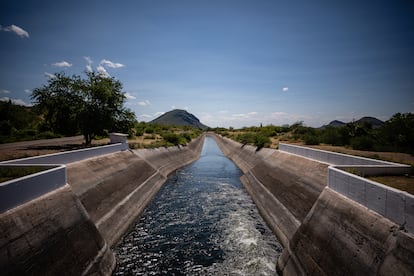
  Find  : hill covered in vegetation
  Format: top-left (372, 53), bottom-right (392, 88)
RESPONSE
top-left (150, 109), bottom-right (208, 130)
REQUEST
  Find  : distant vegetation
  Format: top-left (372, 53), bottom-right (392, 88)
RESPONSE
top-left (213, 113), bottom-right (414, 154)
top-left (0, 99), bottom-right (202, 148)
top-left (129, 122), bottom-right (202, 149)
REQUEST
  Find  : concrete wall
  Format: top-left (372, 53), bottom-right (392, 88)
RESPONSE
top-left (0, 184), bottom-right (115, 275)
top-left (0, 164), bottom-right (66, 212)
top-left (278, 188), bottom-right (414, 275)
top-left (1, 135), bottom-right (204, 275)
top-left (210, 134), bottom-right (327, 247)
top-left (66, 135), bottom-right (205, 247)
top-left (212, 134), bottom-right (414, 275)
top-left (279, 143), bottom-right (410, 167)
top-left (279, 143), bottom-right (413, 233)
top-left (0, 143), bottom-right (126, 165)
top-left (329, 166), bottom-right (414, 233)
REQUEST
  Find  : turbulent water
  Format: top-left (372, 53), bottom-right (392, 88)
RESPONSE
top-left (113, 137), bottom-right (282, 275)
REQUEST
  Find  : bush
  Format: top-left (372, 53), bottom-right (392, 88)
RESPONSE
top-left (304, 134), bottom-right (319, 145)
top-left (350, 136), bottom-right (375, 150)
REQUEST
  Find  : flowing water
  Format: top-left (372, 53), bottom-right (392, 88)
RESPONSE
top-left (113, 137), bottom-right (282, 275)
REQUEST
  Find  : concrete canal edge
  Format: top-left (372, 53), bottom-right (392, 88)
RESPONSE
top-left (0, 135), bottom-right (205, 276)
top-left (210, 133), bottom-right (414, 275)
top-left (2, 133), bottom-right (413, 275)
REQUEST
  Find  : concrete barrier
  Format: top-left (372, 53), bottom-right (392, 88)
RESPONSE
top-left (279, 143), bottom-right (394, 165)
top-left (0, 164), bottom-right (66, 212)
top-left (329, 166), bottom-right (414, 233)
top-left (211, 134), bottom-right (414, 275)
top-left (279, 143), bottom-right (413, 233)
top-left (0, 143), bottom-right (126, 165)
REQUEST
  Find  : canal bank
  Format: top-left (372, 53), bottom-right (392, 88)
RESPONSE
top-left (211, 133), bottom-right (414, 275)
top-left (113, 136), bottom-right (282, 275)
top-left (1, 136), bottom-right (205, 275)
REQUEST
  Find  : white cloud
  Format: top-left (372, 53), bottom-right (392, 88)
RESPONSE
top-left (52, 61), bottom-right (72, 68)
top-left (0, 97), bottom-right (30, 106)
top-left (282, 86), bottom-right (289, 92)
top-left (1, 89), bottom-right (11, 94)
top-left (44, 72), bottom-right (56, 79)
top-left (97, 65), bottom-right (110, 78)
top-left (24, 89), bottom-right (31, 94)
top-left (84, 56), bottom-right (93, 72)
top-left (138, 100), bottom-right (151, 106)
top-left (0, 24), bottom-right (29, 38)
top-left (138, 114), bottom-right (153, 119)
top-left (125, 92), bottom-right (137, 100)
top-left (153, 111), bottom-right (165, 117)
top-left (100, 59), bottom-right (125, 68)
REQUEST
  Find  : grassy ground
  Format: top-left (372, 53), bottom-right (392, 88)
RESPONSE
top-left (0, 166), bottom-right (53, 183)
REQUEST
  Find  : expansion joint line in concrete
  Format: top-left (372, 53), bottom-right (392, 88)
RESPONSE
top-left (243, 170), bottom-right (301, 249)
top-left (95, 171), bottom-right (163, 229)
top-left (81, 242), bottom-right (113, 276)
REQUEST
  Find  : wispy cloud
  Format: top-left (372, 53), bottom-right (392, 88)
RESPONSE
top-left (44, 72), bottom-right (56, 79)
top-left (138, 100), bottom-right (151, 106)
top-left (1, 89), bottom-right (11, 94)
top-left (100, 59), bottom-right (125, 68)
top-left (96, 65), bottom-right (110, 78)
top-left (52, 61), bottom-right (72, 68)
top-left (0, 24), bottom-right (29, 38)
top-left (282, 86), bottom-right (289, 92)
top-left (84, 56), bottom-right (93, 72)
top-left (125, 92), bottom-right (137, 100)
top-left (0, 97), bottom-right (30, 106)
top-left (24, 89), bottom-right (31, 94)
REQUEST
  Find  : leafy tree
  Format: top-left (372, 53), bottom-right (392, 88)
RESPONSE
top-left (32, 71), bottom-right (136, 144)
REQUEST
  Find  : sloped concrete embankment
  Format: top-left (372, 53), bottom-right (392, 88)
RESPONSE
top-left (1, 184), bottom-right (115, 276)
top-left (67, 135), bottom-right (205, 247)
top-left (210, 134), bottom-right (327, 247)
top-left (211, 134), bottom-right (414, 275)
top-left (1, 136), bottom-right (204, 276)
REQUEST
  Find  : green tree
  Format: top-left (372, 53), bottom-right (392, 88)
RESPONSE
top-left (31, 72), bottom-right (136, 144)
top-left (32, 73), bottom-right (83, 136)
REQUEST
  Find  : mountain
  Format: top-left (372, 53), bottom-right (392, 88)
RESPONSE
top-left (150, 109), bottom-right (208, 129)
top-left (355, 117), bottom-right (384, 129)
top-left (320, 117), bottom-right (384, 129)
top-left (326, 120), bottom-right (346, 128)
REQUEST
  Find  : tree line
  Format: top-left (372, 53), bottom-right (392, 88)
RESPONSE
top-left (0, 72), bottom-right (136, 144)
top-left (213, 113), bottom-right (414, 154)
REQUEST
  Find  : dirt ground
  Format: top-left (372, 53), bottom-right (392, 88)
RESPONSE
top-left (0, 136), bottom-right (110, 162)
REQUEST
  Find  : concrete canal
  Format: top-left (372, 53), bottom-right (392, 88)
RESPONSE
top-left (113, 137), bottom-right (282, 275)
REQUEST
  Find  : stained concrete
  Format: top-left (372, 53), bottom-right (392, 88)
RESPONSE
top-left (278, 188), bottom-right (414, 275)
top-left (66, 136), bottom-right (205, 247)
top-left (211, 134), bottom-right (327, 246)
top-left (1, 135), bottom-right (204, 275)
top-left (211, 134), bottom-right (414, 275)
top-left (0, 184), bottom-right (115, 276)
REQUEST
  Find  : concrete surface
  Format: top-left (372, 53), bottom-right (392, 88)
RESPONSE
top-left (1, 142), bottom-right (125, 165)
top-left (277, 188), bottom-right (414, 275)
top-left (1, 135), bottom-right (204, 276)
top-left (0, 164), bottom-right (66, 212)
top-left (210, 134), bottom-right (327, 247)
top-left (0, 184), bottom-right (115, 276)
top-left (212, 134), bottom-right (414, 275)
top-left (66, 135), bottom-right (205, 247)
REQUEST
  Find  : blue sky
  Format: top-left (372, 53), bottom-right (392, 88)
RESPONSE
top-left (1, 0), bottom-right (413, 128)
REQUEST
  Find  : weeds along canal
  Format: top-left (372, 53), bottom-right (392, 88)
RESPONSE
top-left (113, 137), bottom-right (282, 275)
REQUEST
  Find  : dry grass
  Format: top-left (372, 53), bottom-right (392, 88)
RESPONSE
top-left (368, 176), bottom-right (414, 195)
